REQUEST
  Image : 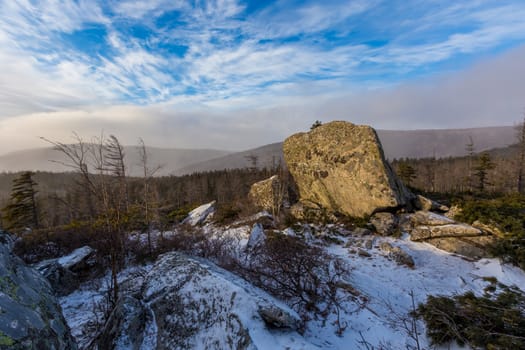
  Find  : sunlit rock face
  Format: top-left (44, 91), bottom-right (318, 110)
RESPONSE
top-left (283, 121), bottom-right (413, 218)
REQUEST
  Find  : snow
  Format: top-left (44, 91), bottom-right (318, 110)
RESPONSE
top-left (57, 246), bottom-right (95, 269)
top-left (59, 265), bottom-right (153, 349)
top-left (57, 215), bottom-right (525, 350)
top-left (310, 235), bottom-right (525, 349)
top-left (182, 201), bottom-right (216, 226)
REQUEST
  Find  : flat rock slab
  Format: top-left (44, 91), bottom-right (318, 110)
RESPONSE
top-left (411, 211), bottom-right (456, 226)
top-left (411, 224), bottom-right (483, 241)
top-left (426, 236), bottom-right (496, 259)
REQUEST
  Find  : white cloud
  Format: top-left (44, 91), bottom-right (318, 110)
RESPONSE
top-left (2, 45), bottom-right (524, 155)
top-left (1, 0), bottom-right (525, 155)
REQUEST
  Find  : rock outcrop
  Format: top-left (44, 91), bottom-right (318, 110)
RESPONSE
top-left (100, 252), bottom-right (315, 349)
top-left (182, 201), bottom-right (216, 226)
top-left (35, 246), bottom-right (97, 296)
top-left (283, 121), bottom-right (413, 218)
top-left (0, 231), bottom-right (76, 349)
top-left (408, 211), bottom-right (496, 258)
top-left (248, 175), bottom-right (285, 213)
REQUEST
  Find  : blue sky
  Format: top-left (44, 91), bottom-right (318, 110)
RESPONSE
top-left (1, 0), bottom-right (525, 152)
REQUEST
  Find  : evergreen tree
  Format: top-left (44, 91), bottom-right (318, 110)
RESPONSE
top-left (474, 152), bottom-right (495, 192)
top-left (397, 161), bottom-right (417, 187)
top-left (465, 136), bottom-right (475, 192)
top-left (2, 171), bottom-right (39, 231)
top-left (310, 120), bottom-right (322, 130)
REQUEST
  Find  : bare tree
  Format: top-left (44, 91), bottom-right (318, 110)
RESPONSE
top-left (137, 138), bottom-right (162, 254)
top-left (41, 133), bottom-right (130, 305)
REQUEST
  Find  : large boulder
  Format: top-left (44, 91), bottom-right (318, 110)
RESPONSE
top-left (99, 252), bottom-right (316, 349)
top-left (283, 121), bottom-right (413, 218)
top-left (0, 231), bottom-right (76, 349)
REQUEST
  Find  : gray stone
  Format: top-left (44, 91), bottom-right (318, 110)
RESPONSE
top-left (379, 242), bottom-right (415, 268)
top-left (411, 211), bottom-right (455, 226)
top-left (100, 252), bottom-right (305, 350)
top-left (249, 175), bottom-right (284, 213)
top-left (425, 237), bottom-right (495, 259)
top-left (182, 201), bottom-right (216, 226)
top-left (258, 305), bottom-right (300, 330)
top-left (415, 195), bottom-right (449, 212)
top-left (370, 212), bottom-right (399, 236)
top-left (358, 249), bottom-right (371, 257)
top-left (410, 224), bottom-right (483, 241)
top-left (34, 246), bottom-right (97, 296)
top-left (352, 228), bottom-right (372, 237)
top-left (0, 231), bottom-right (76, 350)
top-left (283, 121), bottom-right (414, 218)
top-left (408, 214), bottom-right (496, 258)
top-left (247, 223), bottom-right (266, 249)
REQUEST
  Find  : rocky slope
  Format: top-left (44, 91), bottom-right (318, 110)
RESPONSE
top-left (98, 252), bottom-right (314, 350)
top-left (0, 230), bottom-right (76, 349)
top-left (57, 213), bottom-right (525, 350)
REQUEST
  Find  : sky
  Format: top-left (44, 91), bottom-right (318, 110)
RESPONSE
top-left (1, 0), bottom-right (525, 154)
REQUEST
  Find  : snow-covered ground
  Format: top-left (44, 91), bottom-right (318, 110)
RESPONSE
top-left (308, 233), bottom-right (525, 349)
top-left (58, 217), bottom-right (525, 350)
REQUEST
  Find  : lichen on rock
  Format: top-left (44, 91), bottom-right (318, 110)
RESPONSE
top-left (283, 121), bottom-right (414, 218)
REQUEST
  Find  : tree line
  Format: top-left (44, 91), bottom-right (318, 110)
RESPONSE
top-left (393, 116), bottom-right (525, 195)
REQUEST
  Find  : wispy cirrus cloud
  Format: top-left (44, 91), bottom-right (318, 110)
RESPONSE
top-left (1, 0), bottom-right (525, 153)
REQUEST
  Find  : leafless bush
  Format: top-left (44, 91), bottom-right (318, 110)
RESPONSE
top-left (232, 232), bottom-right (355, 321)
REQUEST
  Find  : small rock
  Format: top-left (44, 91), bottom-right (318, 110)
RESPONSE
top-left (411, 224), bottom-right (483, 241)
top-left (358, 249), bottom-right (371, 257)
top-left (364, 238), bottom-right (374, 250)
top-left (182, 201), bottom-right (216, 226)
top-left (247, 224), bottom-right (266, 249)
top-left (415, 195), bottom-right (449, 212)
top-left (353, 228), bottom-right (372, 237)
top-left (258, 305), bottom-right (300, 330)
top-left (379, 242), bottom-right (415, 268)
top-left (370, 212), bottom-right (398, 236)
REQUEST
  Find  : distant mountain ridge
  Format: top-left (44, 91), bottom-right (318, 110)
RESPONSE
top-left (177, 126), bottom-right (517, 174)
top-left (0, 126), bottom-right (516, 175)
top-left (0, 146), bottom-right (232, 177)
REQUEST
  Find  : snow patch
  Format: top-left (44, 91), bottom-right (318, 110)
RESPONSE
top-left (183, 201), bottom-right (216, 226)
top-left (57, 246), bottom-right (94, 269)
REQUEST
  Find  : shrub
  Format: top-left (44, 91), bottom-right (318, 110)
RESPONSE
top-left (213, 202), bottom-right (242, 224)
top-left (417, 285), bottom-right (525, 348)
top-left (234, 232), bottom-right (352, 319)
top-left (454, 194), bottom-right (525, 269)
